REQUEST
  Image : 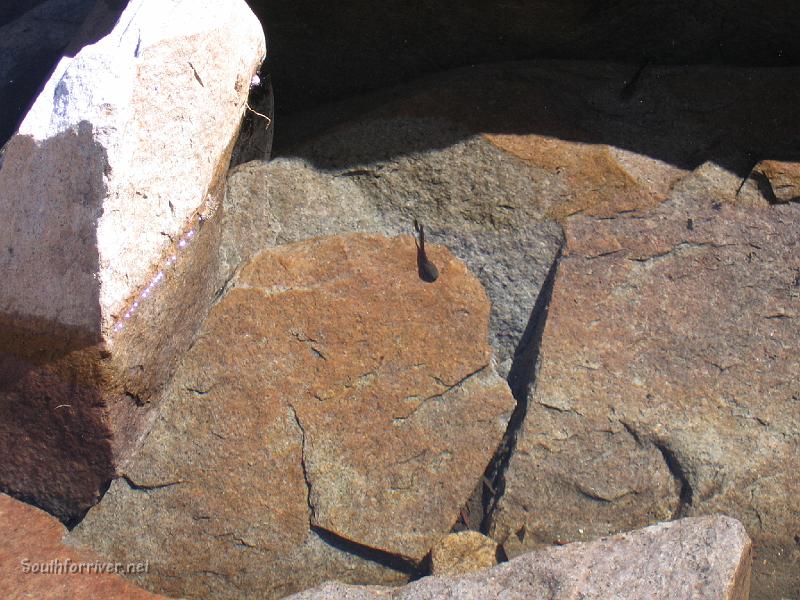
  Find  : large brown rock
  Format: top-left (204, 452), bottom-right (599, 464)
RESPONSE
top-left (289, 516), bottom-right (752, 600)
top-left (0, 493), bottom-right (166, 599)
top-left (0, 0), bottom-right (264, 520)
top-left (489, 197), bottom-right (800, 599)
top-left (69, 234), bottom-right (515, 598)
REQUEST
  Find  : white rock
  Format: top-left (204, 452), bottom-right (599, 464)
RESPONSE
top-left (1, 0), bottom-right (265, 335)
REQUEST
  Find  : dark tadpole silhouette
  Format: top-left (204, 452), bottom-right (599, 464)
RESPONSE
top-left (413, 219), bottom-right (439, 283)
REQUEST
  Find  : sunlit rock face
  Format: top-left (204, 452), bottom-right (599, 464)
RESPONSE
top-left (69, 234), bottom-right (515, 599)
top-left (0, 0), bottom-right (265, 520)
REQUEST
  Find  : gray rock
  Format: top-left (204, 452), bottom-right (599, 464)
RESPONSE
top-left (0, 0), bottom-right (264, 520)
top-left (288, 516), bottom-right (752, 600)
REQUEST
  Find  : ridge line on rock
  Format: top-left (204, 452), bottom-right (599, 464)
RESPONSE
top-left (119, 474), bottom-right (186, 492)
top-left (288, 404), bottom-right (315, 520)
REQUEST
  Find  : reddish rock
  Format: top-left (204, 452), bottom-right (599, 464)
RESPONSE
top-left (228, 62), bottom-right (798, 379)
top-left (70, 234), bottom-right (515, 598)
top-left (490, 197), bottom-right (800, 599)
top-left (0, 493), bottom-right (165, 599)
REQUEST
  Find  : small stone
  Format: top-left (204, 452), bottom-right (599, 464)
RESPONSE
top-left (429, 531), bottom-right (499, 576)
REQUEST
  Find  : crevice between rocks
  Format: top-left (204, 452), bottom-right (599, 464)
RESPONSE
top-left (475, 240), bottom-right (564, 535)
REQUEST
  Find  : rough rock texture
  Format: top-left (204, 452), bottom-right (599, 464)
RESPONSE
top-left (288, 516), bottom-right (752, 600)
top-left (228, 61), bottom-right (800, 378)
top-left (748, 160), bottom-right (800, 204)
top-left (0, 493), bottom-right (166, 599)
top-left (69, 234), bottom-right (516, 599)
top-left (0, 0), bottom-right (96, 148)
top-left (0, 0), bottom-right (264, 520)
top-left (225, 130), bottom-right (563, 379)
top-left (490, 197), bottom-right (800, 600)
top-left (244, 0), bottom-right (800, 115)
top-left (429, 531), bottom-right (499, 576)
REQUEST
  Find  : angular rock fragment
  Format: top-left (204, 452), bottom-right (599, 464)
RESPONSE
top-left (490, 196), bottom-right (800, 600)
top-left (747, 160), bottom-right (800, 204)
top-left (429, 531), bottom-right (499, 576)
top-left (0, 493), bottom-right (166, 599)
top-left (0, 0), bottom-right (265, 519)
top-left (69, 234), bottom-right (516, 598)
top-left (289, 516), bottom-right (752, 600)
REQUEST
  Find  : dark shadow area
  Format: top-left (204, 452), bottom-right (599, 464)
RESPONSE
top-left (275, 59), bottom-right (800, 181)
top-left (312, 525), bottom-right (422, 578)
top-left (0, 1), bottom-right (49, 28)
top-left (0, 0), bottom-right (98, 148)
top-left (245, 0), bottom-right (800, 124)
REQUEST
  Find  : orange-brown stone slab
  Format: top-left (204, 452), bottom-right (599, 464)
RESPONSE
top-left (0, 493), bottom-right (166, 599)
top-left (70, 234), bottom-right (515, 598)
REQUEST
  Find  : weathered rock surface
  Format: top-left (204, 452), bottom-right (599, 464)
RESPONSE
top-left (0, 492), bottom-right (166, 599)
top-left (224, 130), bottom-right (563, 379)
top-left (429, 531), bottom-right (499, 576)
top-left (490, 196), bottom-right (800, 599)
top-left (289, 516), bottom-right (752, 600)
top-left (0, 0), bottom-right (264, 520)
top-left (70, 234), bottom-right (516, 598)
top-left (228, 61), bottom-right (800, 379)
